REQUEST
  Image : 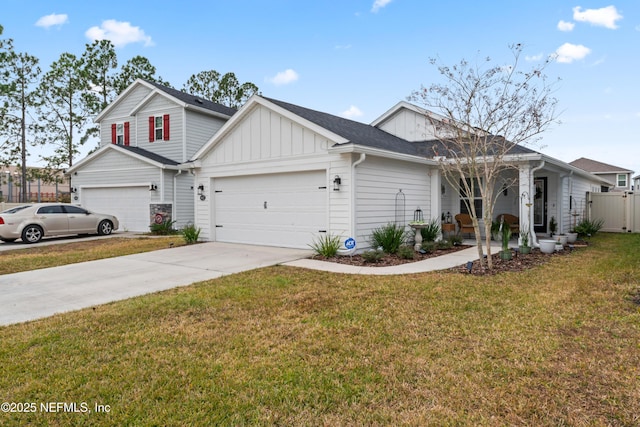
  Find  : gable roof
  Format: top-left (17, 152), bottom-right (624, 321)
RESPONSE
top-left (67, 144), bottom-right (179, 174)
top-left (264, 97), bottom-right (432, 157)
top-left (95, 79), bottom-right (236, 122)
top-left (569, 157), bottom-right (633, 174)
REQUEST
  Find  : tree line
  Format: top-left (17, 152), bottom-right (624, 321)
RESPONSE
top-left (0, 24), bottom-right (258, 200)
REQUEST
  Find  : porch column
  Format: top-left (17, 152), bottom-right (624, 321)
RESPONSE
top-left (518, 163), bottom-right (534, 246)
top-left (429, 167), bottom-right (443, 240)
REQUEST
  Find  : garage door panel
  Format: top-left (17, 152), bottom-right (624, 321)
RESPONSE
top-left (214, 171), bottom-right (327, 248)
top-left (82, 187), bottom-right (150, 232)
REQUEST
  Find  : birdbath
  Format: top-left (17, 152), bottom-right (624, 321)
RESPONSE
top-left (409, 222), bottom-right (429, 251)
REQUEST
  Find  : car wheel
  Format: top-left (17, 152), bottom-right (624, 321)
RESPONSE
top-left (0, 238), bottom-right (17, 242)
top-left (98, 220), bottom-right (113, 235)
top-left (21, 225), bottom-right (43, 243)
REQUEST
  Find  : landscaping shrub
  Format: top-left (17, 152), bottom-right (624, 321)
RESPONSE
top-left (448, 234), bottom-right (464, 246)
top-left (149, 219), bottom-right (178, 235)
top-left (309, 234), bottom-right (341, 257)
top-left (397, 245), bottom-right (415, 260)
top-left (361, 249), bottom-right (385, 263)
top-left (573, 218), bottom-right (605, 237)
top-left (370, 223), bottom-right (407, 254)
top-left (421, 241), bottom-right (437, 253)
top-left (419, 218), bottom-right (441, 242)
top-left (181, 223), bottom-right (201, 244)
top-left (437, 239), bottom-right (453, 250)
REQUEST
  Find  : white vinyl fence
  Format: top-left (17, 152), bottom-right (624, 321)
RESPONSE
top-left (587, 191), bottom-right (640, 233)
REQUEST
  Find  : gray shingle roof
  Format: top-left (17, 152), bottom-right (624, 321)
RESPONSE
top-left (119, 145), bottom-right (180, 166)
top-left (265, 97), bottom-right (539, 159)
top-left (145, 80), bottom-right (237, 118)
top-left (569, 157), bottom-right (632, 173)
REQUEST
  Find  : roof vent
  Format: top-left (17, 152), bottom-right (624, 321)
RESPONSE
top-left (195, 98), bottom-right (203, 104)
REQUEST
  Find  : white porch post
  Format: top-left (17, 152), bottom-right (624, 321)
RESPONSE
top-left (430, 167), bottom-right (443, 240)
top-left (518, 163), bottom-right (534, 246)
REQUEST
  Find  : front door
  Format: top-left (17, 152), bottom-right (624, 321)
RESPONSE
top-left (533, 177), bottom-right (547, 233)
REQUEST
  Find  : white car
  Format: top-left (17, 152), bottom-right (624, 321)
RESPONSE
top-left (0, 203), bottom-right (119, 243)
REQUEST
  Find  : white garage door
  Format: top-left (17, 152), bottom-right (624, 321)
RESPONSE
top-left (214, 170), bottom-right (327, 248)
top-left (82, 187), bottom-right (150, 232)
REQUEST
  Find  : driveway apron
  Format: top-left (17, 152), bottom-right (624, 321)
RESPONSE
top-left (0, 242), bottom-right (311, 326)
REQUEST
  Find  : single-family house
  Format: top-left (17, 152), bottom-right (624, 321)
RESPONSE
top-left (67, 79), bottom-right (236, 231)
top-left (569, 157), bottom-right (634, 192)
top-left (185, 96), bottom-right (607, 250)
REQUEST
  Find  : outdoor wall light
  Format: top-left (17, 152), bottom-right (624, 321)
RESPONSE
top-left (197, 184), bottom-right (206, 201)
top-left (70, 187), bottom-right (77, 193)
top-left (333, 175), bottom-right (341, 191)
top-left (149, 184), bottom-right (158, 191)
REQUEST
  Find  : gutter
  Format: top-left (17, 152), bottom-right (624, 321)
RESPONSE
top-left (341, 153), bottom-right (366, 255)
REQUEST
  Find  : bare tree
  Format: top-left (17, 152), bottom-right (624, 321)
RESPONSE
top-left (411, 44), bottom-right (559, 270)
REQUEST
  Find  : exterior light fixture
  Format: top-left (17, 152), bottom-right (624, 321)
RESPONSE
top-left (197, 184), bottom-right (206, 201)
top-left (149, 184), bottom-right (158, 191)
top-left (70, 187), bottom-right (77, 193)
top-left (333, 175), bottom-right (341, 191)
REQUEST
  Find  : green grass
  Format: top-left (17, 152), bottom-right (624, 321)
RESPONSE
top-left (0, 236), bottom-right (184, 275)
top-left (1, 234), bottom-right (639, 425)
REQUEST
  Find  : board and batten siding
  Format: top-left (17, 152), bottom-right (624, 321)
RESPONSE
top-left (195, 104), bottom-right (352, 243)
top-left (99, 85), bottom-right (153, 147)
top-left (377, 108), bottom-right (437, 142)
top-left (355, 156), bottom-right (431, 249)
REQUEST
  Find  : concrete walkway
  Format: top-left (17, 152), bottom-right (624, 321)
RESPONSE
top-left (0, 242), bottom-right (311, 326)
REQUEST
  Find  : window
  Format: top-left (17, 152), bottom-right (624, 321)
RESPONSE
top-left (38, 205), bottom-right (64, 214)
top-left (459, 178), bottom-right (483, 217)
top-left (617, 174), bottom-right (627, 187)
top-left (63, 205), bottom-right (88, 214)
top-left (111, 122), bottom-right (130, 146)
top-left (148, 114), bottom-right (170, 142)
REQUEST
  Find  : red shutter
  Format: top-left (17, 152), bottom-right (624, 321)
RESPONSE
top-left (124, 122), bottom-right (130, 146)
top-left (148, 116), bottom-right (155, 142)
top-left (111, 124), bottom-right (117, 144)
top-left (163, 114), bottom-right (170, 141)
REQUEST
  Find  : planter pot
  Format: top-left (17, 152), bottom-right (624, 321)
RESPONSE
top-left (566, 232), bottom-right (578, 243)
top-left (519, 245), bottom-right (531, 254)
top-left (539, 239), bottom-right (556, 254)
top-left (557, 235), bottom-right (568, 246)
top-left (499, 250), bottom-right (512, 260)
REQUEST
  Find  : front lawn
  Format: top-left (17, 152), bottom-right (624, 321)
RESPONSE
top-left (1, 234), bottom-right (639, 425)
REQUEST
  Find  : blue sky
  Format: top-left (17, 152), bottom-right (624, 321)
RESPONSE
top-left (3, 1), bottom-right (639, 177)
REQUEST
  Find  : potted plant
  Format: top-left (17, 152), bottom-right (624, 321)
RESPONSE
top-left (500, 225), bottom-right (512, 260)
top-left (549, 216), bottom-right (557, 237)
top-left (519, 228), bottom-right (531, 254)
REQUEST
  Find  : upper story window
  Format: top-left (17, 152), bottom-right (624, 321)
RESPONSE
top-left (111, 122), bottom-right (130, 146)
top-left (148, 114), bottom-right (170, 142)
top-left (617, 174), bottom-right (627, 187)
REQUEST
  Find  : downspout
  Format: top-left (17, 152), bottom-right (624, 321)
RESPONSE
top-left (351, 153), bottom-right (366, 246)
top-left (530, 160), bottom-right (545, 248)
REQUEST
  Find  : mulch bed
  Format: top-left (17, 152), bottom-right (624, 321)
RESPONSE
top-left (312, 242), bottom-right (589, 275)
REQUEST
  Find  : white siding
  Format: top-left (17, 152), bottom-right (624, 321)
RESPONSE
top-left (99, 85), bottom-right (152, 147)
top-left (185, 111), bottom-right (226, 161)
top-left (174, 172), bottom-right (195, 228)
top-left (136, 97), bottom-right (184, 161)
top-left (377, 109), bottom-right (437, 142)
top-left (355, 156), bottom-right (431, 250)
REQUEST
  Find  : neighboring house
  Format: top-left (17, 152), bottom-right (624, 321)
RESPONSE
top-left (67, 79), bottom-right (236, 231)
top-left (185, 97), bottom-right (607, 250)
top-left (1, 165), bottom-right (69, 203)
top-left (569, 157), bottom-right (634, 192)
top-left (634, 174), bottom-right (640, 191)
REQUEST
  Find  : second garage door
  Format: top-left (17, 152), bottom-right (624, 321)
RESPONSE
top-left (82, 186), bottom-right (150, 232)
top-left (214, 170), bottom-right (327, 248)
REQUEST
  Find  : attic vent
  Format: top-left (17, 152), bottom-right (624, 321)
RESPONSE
top-left (195, 98), bottom-right (203, 104)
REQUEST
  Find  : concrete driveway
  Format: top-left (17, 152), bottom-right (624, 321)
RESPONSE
top-left (0, 242), bottom-right (311, 326)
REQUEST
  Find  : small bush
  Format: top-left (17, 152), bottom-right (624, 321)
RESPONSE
top-left (150, 219), bottom-right (178, 235)
top-left (448, 234), bottom-right (464, 246)
top-left (419, 218), bottom-right (441, 242)
top-left (181, 223), bottom-right (201, 244)
top-left (573, 218), bottom-right (604, 237)
top-left (361, 249), bottom-right (385, 263)
top-left (309, 234), bottom-right (341, 257)
top-left (437, 240), bottom-right (453, 250)
top-left (421, 241), bottom-right (437, 253)
top-left (397, 245), bottom-right (415, 260)
top-left (370, 223), bottom-right (407, 254)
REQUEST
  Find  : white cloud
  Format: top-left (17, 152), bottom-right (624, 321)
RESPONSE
top-left (573, 5), bottom-right (623, 29)
top-left (266, 69), bottom-right (299, 86)
top-left (555, 43), bottom-right (591, 64)
top-left (85, 20), bottom-right (153, 48)
top-left (525, 53), bottom-right (543, 62)
top-left (557, 20), bottom-right (575, 31)
top-left (35, 13), bottom-right (68, 29)
top-left (342, 105), bottom-right (363, 119)
top-left (371, 0), bottom-right (392, 13)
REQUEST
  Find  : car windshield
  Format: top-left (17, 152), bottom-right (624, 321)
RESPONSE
top-left (1, 205), bottom-right (32, 214)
